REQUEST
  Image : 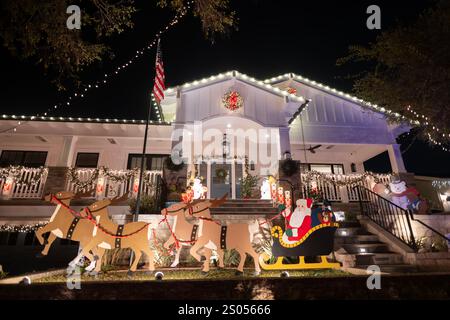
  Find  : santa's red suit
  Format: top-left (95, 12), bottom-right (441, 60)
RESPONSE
top-left (285, 198), bottom-right (313, 241)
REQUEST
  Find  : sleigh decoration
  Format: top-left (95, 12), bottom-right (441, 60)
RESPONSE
top-left (259, 200), bottom-right (341, 270)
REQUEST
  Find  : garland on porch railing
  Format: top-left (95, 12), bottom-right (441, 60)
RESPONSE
top-left (0, 166), bottom-right (47, 186)
top-left (0, 222), bottom-right (47, 233)
top-left (432, 180), bottom-right (450, 189)
top-left (67, 167), bottom-right (158, 189)
top-left (66, 167), bottom-right (100, 189)
top-left (302, 171), bottom-right (392, 187)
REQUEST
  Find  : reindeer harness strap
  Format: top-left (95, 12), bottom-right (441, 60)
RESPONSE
top-left (220, 226), bottom-right (227, 249)
top-left (190, 225), bottom-right (199, 242)
top-left (66, 217), bottom-right (80, 240)
top-left (115, 225), bottom-right (125, 248)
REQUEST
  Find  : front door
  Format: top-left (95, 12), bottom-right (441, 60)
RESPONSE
top-left (210, 163), bottom-right (232, 199)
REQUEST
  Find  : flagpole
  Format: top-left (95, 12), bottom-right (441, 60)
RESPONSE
top-left (134, 37), bottom-right (161, 222)
top-left (133, 92), bottom-right (153, 222)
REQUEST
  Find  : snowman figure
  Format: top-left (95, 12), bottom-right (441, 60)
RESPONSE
top-left (192, 178), bottom-right (204, 200)
top-left (260, 179), bottom-right (271, 200)
top-left (389, 180), bottom-right (409, 209)
top-left (282, 198), bottom-right (313, 241)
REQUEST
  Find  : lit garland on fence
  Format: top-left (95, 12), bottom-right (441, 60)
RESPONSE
top-left (301, 171), bottom-right (391, 187)
top-left (0, 222), bottom-right (47, 233)
top-left (432, 180), bottom-right (450, 189)
top-left (67, 167), bottom-right (100, 189)
top-left (67, 167), bottom-right (158, 189)
top-left (1, 1), bottom-right (194, 134)
top-left (0, 166), bottom-right (47, 186)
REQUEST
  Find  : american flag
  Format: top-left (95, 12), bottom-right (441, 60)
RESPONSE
top-left (152, 39), bottom-right (165, 104)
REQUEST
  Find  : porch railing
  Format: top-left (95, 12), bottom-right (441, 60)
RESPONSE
top-left (65, 168), bottom-right (163, 200)
top-left (355, 185), bottom-right (417, 251)
top-left (300, 172), bottom-right (392, 202)
top-left (0, 167), bottom-right (48, 199)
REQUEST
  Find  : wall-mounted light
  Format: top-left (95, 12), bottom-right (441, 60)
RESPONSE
top-left (284, 151), bottom-right (292, 160)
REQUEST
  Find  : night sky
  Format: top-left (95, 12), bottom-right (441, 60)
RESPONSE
top-left (0, 0), bottom-right (449, 177)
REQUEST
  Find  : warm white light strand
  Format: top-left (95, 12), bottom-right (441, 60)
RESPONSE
top-left (0, 1), bottom-right (193, 134)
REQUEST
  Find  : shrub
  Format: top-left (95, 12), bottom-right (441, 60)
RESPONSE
top-left (241, 174), bottom-right (259, 198)
top-left (129, 195), bottom-right (157, 214)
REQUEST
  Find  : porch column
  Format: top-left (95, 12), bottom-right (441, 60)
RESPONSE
top-left (279, 127), bottom-right (291, 159)
top-left (43, 136), bottom-right (78, 196)
top-left (387, 144), bottom-right (406, 173)
top-left (57, 136), bottom-right (78, 167)
top-left (206, 162), bottom-right (211, 199)
top-left (231, 160), bottom-right (236, 199)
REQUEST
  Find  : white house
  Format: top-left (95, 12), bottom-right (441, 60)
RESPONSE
top-left (0, 70), bottom-right (413, 202)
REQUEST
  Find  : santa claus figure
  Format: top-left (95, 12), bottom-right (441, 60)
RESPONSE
top-left (282, 198), bottom-right (313, 241)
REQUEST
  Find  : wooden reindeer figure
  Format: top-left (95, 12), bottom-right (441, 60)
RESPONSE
top-left (35, 190), bottom-right (105, 273)
top-left (187, 195), bottom-right (261, 275)
top-left (161, 200), bottom-right (217, 268)
top-left (70, 194), bottom-right (158, 276)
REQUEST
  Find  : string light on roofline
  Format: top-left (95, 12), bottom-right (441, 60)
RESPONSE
top-left (264, 73), bottom-right (450, 152)
top-left (164, 70), bottom-right (307, 104)
top-left (0, 1), bottom-right (194, 134)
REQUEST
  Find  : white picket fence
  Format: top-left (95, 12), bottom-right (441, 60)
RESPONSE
top-left (65, 168), bottom-right (163, 199)
top-left (0, 167), bottom-right (48, 199)
top-left (300, 173), bottom-right (392, 202)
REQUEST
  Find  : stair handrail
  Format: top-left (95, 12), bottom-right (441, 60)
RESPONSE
top-left (354, 185), bottom-right (418, 251)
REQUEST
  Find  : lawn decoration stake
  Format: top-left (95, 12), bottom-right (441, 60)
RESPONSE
top-left (69, 194), bottom-right (159, 276)
top-left (187, 194), bottom-right (261, 275)
top-left (35, 190), bottom-right (106, 273)
top-left (259, 199), bottom-right (340, 270)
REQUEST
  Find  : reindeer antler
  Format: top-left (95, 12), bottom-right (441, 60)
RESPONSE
top-left (73, 188), bottom-right (95, 199)
top-left (210, 193), bottom-right (228, 208)
top-left (111, 192), bottom-right (130, 204)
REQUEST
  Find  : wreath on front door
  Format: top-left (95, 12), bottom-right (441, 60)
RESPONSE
top-left (215, 168), bottom-right (228, 181)
top-left (222, 91), bottom-right (243, 111)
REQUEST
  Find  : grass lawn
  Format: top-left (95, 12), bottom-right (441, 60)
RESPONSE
top-left (34, 267), bottom-right (352, 283)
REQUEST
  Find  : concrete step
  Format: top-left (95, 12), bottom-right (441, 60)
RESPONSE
top-left (216, 203), bottom-right (276, 208)
top-left (337, 221), bottom-right (361, 228)
top-left (336, 227), bottom-right (373, 237)
top-left (355, 253), bottom-right (404, 265)
top-left (335, 234), bottom-right (380, 244)
top-left (344, 243), bottom-right (391, 254)
top-left (210, 207), bottom-right (278, 213)
top-left (357, 264), bottom-right (419, 274)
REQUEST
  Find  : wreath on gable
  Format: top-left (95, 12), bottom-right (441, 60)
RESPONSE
top-left (222, 91), bottom-right (243, 111)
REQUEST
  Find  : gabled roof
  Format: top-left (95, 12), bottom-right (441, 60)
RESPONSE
top-left (264, 73), bottom-right (405, 120)
top-left (162, 70), bottom-right (307, 104)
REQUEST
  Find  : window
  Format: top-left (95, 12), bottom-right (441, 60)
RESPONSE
top-left (127, 154), bottom-right (168, 170)
top-left (310, 164), bottom-right (333, 174)
top-left (0, 150), bottom-right (47, 167)
top-left (302, 163), bottom-right (345, 174)
top-left (75, 153), bottom-right (99, 168)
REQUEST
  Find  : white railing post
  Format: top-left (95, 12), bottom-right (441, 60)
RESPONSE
top-left (95, 174), bottom-right (106, 200)
top-left (1, 175), bottom-right (15, 200)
